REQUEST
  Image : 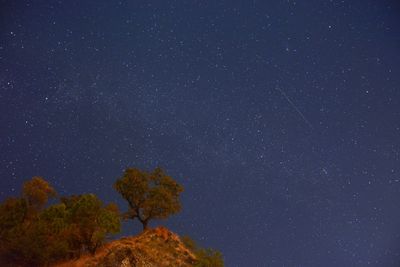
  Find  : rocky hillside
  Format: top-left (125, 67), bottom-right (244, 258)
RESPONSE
top-left (54, 227), bottom-right (198, 267)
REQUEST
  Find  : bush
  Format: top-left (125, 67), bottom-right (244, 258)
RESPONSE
top-left (181, 236), bottom-right (224, 267)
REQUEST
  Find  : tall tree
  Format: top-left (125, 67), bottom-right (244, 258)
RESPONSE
top-left (114, 167), bottom-right (184, 231)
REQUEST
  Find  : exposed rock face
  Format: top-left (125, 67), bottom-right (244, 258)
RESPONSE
top-left (55, 227), bottom-right (197, 267)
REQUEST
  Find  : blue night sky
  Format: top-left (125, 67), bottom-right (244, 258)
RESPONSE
top-left (1, 1), bottom-right (400, 266)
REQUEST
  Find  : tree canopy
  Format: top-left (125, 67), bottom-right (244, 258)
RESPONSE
top-left (22, 176), bottom-right (56, 214)
top-left (114, 167), bottom-right (184, 230)
top-left (61, 194), bottom-right (121, 254)
top-left (0, 177), bottom-right (120, 266)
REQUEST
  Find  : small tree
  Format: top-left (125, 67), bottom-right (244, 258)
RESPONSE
top-left (22, 176), bottom-right (56, 214)
top-left (114, 167), bottom-right (183, 231)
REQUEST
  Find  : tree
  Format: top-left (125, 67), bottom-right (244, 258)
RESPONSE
top-left (39, 203), bottom-right (71, 261)
top-left (0, 177), bottom-right (59, 266)
top-left (0, 197), bottom-right (54, 266)
top-left (0, 197), bottom-right (28, 265)
top-left (0, 177), bottom-right (121, 265)
top-left (61, 194), bottom-right (121, 255)
top-left (0, 197), bottom-right (28, 239)
top-left (22, 176), bottom-right (56, 214)
top-left (114, 167), bottom-right (184, 231)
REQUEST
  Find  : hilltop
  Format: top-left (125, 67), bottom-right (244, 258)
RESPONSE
top-left (54, 227), bottom-right (202, 267)
top-left (0, 174), bottom-right (223, 266)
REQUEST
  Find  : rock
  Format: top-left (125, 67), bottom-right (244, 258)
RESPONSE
top-left (55, 227), bottom-right (197, 267)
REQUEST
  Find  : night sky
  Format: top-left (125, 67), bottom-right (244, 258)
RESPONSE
top-left (1, 1), bottom-right (400, 266)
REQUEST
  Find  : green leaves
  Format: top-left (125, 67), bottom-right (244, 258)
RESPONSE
top-left (114, 167), bottom-right (184, 230)
top-left (195, 249), bottom-right (224, 267)
top-left (0, 171), bottom-right (224, 266)
top-left (0, 197), bottom-right (27, 233)
top-left (181, 236), bottom-right (224, 267)
top-left (0, 178), bottom-right (121, 266)
top-left (60, 194), bottom-right (121, 254)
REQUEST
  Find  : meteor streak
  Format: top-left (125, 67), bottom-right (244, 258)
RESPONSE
top-left (276, 87), bottom-right (314, 130)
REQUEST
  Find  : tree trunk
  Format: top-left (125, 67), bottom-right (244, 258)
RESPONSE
top-left (142, 220), bottom-right (149, 231)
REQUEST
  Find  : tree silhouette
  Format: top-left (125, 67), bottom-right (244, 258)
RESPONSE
top-left (114, 167), bottom-right (183, 231)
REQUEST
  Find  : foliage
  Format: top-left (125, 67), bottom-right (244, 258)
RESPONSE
top-left (0, 171), bottom-right (223, 267)
top-left (61, 194), bottom-right (121, 254)
top-left (114, 167), bottom-right (184, 230)
top-left (181, 236), bottom-right (224, 267)
top-left (0, 177), bottom-right (57, 266)
top-left (195, 248), bottom-right (224, 267)
top-left (22, 176), bottom-right (56, 213)
top-left (0, 177), bottom-right (120, 266)
top-left (0, 197), bottom-right (28, 238)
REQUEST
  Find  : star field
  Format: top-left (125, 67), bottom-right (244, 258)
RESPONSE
top-left (1, 1), bottom-right (400, 266)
